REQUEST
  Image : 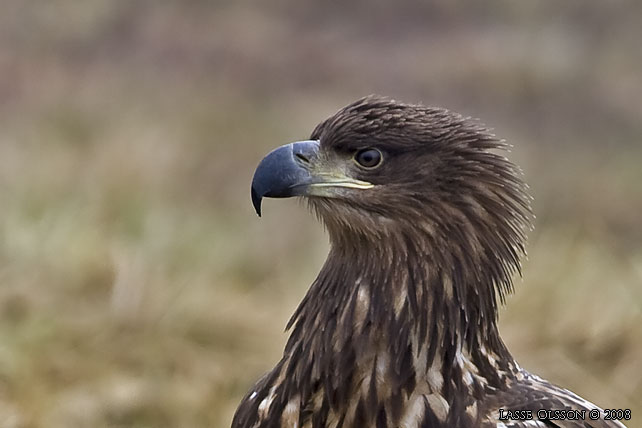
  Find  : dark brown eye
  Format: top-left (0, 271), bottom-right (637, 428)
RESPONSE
top-left (354, 148), bottom-right (382, 169)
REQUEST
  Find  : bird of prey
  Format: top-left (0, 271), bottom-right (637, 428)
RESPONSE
top-left (234, 96), bottom-right (627, 428)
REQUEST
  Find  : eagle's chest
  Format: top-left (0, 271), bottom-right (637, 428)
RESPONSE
top-left (292, 349), bottom-right (489, 428)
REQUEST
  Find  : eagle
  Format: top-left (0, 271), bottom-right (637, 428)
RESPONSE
top-left (233, 96), bottom-right (627, 428)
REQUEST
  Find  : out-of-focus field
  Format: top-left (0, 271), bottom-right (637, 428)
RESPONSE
top-left (0, 2), bottom-right (640, 427)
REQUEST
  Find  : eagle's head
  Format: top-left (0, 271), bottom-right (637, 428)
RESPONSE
top-left (252, 95), bottom-right (531, 306)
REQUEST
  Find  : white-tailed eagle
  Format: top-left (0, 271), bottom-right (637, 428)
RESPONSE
top-left (233, 96), bottom-right (627, 428)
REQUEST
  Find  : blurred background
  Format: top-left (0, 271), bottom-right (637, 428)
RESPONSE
top-left (0, 1), bottom-right (640, 427)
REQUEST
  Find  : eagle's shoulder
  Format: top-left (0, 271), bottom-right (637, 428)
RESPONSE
top-left (231, 363), bottom-right (283, 428)
top-left (481, 370), bottom-right (626, 428)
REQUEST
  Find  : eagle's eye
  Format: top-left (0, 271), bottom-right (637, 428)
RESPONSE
top-left (354, 148), bottom-right (382, 169)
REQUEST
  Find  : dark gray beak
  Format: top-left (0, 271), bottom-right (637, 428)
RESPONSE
top-left (251, 140), bottom-right (320, 216)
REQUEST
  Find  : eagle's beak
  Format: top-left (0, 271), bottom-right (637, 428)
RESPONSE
top-left (251, 140), bottom-right (319, 216)
top-left (251, 140), bottom-right (373, 216)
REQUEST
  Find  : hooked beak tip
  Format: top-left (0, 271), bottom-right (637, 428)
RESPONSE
top-left (251, 187), bottom-right (263, 217)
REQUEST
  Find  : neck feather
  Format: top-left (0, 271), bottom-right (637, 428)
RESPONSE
top-left (282, 231), bottom-right (519, 412)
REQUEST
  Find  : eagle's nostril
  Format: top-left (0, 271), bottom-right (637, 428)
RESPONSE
top-left (295, 153), bottom-right (310, 164)
top-left (291, 140), bottom-right (319, 165)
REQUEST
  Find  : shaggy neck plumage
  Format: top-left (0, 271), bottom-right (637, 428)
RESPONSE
top-left (281, 221), bottom-right (520, 422)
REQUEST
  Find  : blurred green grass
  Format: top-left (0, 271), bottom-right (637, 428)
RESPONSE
top-left (0, 1), bottom-right (641, 427)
